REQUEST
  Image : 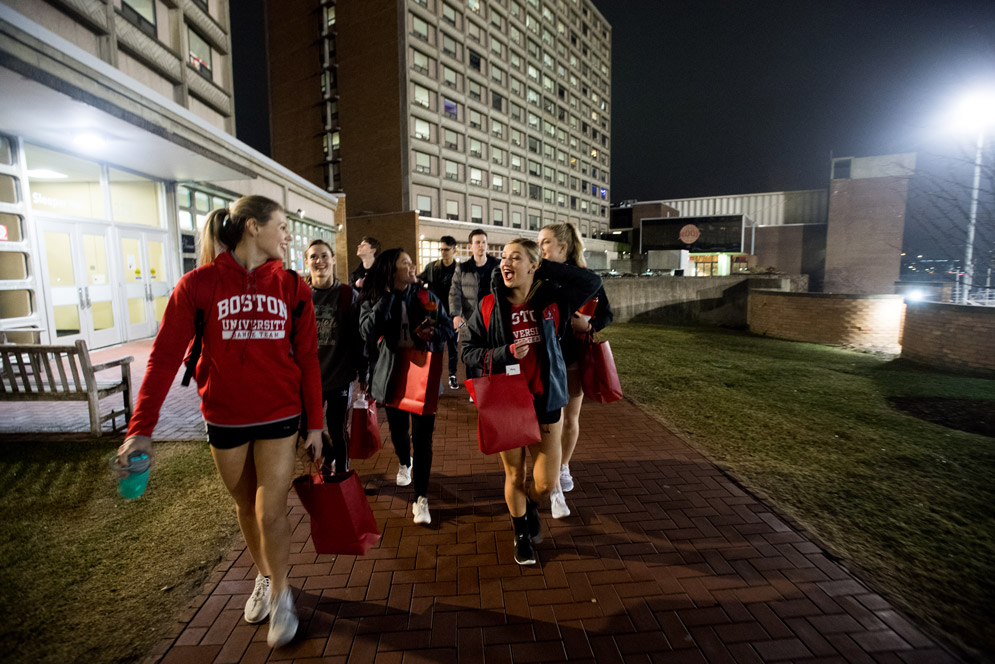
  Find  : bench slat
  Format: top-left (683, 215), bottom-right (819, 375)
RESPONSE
top-left (38, 351), bottom-right (58, 392)
top-left (67, 351), bottom-right (82, 392)
top-left (55, 352), bottom-right (70, 392)
top-left (1, 350), bottom-right (19, 394)
top-left (13, 352), bottom-right (32, 394)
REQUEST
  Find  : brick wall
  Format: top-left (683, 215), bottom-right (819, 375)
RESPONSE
top-left (748, 291), bottom-right (904, 351)
top-left (606, 275), bottom-right (808, 327)
top-left (901, 301), bottom-right (995, 376)
top-left (824, 175), bottom-right (909, 295)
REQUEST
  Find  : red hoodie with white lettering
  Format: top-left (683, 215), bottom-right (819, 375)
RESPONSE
top-left (126, 251), bottom-right (323, 438)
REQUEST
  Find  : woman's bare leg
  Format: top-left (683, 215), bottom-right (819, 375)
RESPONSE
top-left (212, 444), bottom-right (267, 576)
top-left (528, 421), bottom-right (563, 503)
top-left (251, 434), bottom-right (297, 598)
top-left (498, 447), bottom-right (528, 517)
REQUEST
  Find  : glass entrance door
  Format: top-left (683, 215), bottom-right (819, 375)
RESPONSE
top-left (119, 230), bottom-right (170, 341)
top-left (38, 220), bottom-right (122, 348)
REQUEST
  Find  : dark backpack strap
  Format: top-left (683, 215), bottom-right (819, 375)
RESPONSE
top-left (286, 269), bottom-right (306, 347)
top-left (181, 266), bottom-right (214, 387)
top-left (181, 309), bottom-right (205, 386)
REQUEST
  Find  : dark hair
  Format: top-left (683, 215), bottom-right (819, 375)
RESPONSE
top-left (303, 239), bottom-right (334, 286)
top-left (440, 235), bottom-right (457, 247)
top-left (200, 195), bottom-right (283, 265)
top-left (468, 228), bottom-right (487, 243)
top-left (360, 247), bottom-right (405, 304)
top-left (359, 236), bottom-right (382, 255)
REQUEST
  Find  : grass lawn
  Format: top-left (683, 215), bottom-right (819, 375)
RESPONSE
top-left (0, 440), bottom-right (238, 663)
top-left (603, 323), bottom-right (995, 658)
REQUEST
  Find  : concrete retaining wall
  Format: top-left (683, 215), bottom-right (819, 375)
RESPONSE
top-left (604, 275), bottom-right (808, 327)
top-left (901, 301), bottom-right (995, 376)
top-left (748, 291), bottom-right (904, 351)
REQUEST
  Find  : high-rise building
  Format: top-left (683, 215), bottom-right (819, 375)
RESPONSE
top-left (267, 0), bottom-right (615, 268)
top-left (0, 0), bottom-right (343, 349)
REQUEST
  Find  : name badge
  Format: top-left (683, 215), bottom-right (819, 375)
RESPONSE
top-left (506, 363), bottom-right (521, 376)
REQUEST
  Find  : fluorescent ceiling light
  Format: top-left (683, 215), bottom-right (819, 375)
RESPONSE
top-left (26, 169), bottom-right (68, 179)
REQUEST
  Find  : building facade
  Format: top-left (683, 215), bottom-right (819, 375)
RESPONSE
top-left (0, 0), bottom-right (343, 349)
top-left (611, 153), bottom-right (915, 293)
top-left (267, 0), bottom-right (616, 271)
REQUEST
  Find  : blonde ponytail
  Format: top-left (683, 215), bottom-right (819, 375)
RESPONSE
top-left (198, 195), bottom-right (283, 265)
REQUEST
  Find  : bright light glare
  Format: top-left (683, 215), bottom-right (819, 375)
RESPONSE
top-left (906, 289), bottom-right (925, 302)
top-left (73, 131), bottom-right (106, 150)
top-left (951, 90), bottom-right (995, 133)
top-left (26, 169), bottom-right (67, 179)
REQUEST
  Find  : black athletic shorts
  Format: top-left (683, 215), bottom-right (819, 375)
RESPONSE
top-left (207, 416), bottom-right (300, 449)
top-left (536, 404), bottom-right (561, 425)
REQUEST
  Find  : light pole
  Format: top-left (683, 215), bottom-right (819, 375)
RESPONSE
top-left (962, 131), bottom-right (984, 303)
top-left (953, 90), bottom-right (995, 304)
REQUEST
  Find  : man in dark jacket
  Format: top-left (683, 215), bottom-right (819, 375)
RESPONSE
top-left (449, 229), bottom-right (500, 381)
top-left (349, 236), bottom-right (380, 288)
top-left (418, 236), bottom-right (460, 388)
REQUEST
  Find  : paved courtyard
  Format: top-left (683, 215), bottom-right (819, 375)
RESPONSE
top-left (0, 340), bottom-right (959, 663)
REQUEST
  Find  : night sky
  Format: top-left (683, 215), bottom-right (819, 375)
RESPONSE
top-left (233, 1), bottom-right (995, 260)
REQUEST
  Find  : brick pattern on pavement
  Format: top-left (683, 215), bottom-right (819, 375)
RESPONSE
top-left (0, 340), bottom-right (958, 662)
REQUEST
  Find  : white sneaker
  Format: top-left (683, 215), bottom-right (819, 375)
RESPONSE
top-left (412, 496), bottom-right (431, 524)
top-left (396, 461), bottom-right (412, 487)
top-left (559, 464), bottom-right (574, 492)
top-left (243, 573), bottom-right (270, 623)
top-left (266, 587), bottom-right (298, 648)
top-left (550, 486), bottom-right (571, 519)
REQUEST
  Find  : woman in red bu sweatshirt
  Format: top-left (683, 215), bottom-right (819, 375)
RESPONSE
top-left (114, 195), bottom-right (322, 649)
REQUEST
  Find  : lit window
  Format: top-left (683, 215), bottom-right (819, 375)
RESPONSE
top-left (415, 151), bottom-right (431, 174)
top-left (417, 195), bottom-right (432, 215)
top-left (122, 0), bottom-right (156, 37)
top-left (414, 84), bottom-right (431, 107)
top-left (187, 27), bottom-right (212, 79)
top-left (414, 118), bottom-right (431, 141)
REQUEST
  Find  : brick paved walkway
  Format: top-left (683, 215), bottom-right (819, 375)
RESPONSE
top-left (0, 341), bottom-right (960, 662)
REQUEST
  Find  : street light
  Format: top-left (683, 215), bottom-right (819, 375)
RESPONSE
top-left (951, 90), bottom-right (995, 304)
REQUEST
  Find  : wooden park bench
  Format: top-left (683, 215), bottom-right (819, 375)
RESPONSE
top-left (0, 340), bottom-right (134, 437)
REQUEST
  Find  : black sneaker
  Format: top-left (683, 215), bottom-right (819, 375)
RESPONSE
top-left (448, 375), bottom-right (459, 390)
top-left (525, 498), bottom-right (543, 544)
top-left (514, 533), bottom-right (537, 565)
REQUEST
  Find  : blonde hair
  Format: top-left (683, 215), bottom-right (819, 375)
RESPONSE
top-left (200, 195), bottom-right (283, 265)
top-left (544, 222), bottom-right (586, 267)
top-left (507, 238), bottom-right (541, 268)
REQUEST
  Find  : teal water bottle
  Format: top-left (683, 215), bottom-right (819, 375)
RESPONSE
top-left (112, 452), bottom-right (151, 499)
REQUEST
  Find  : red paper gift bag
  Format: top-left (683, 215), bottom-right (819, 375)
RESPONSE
top-left (386, 348), bottom-right (444, 415)
top-left (348, 394), bottom-right (382, 459)
top-left (579, 335), bottom-right (623, 404)
top-left (293, 469), bottom-right (381, 555)
top-left (466, 365), bottom-right (542, 455)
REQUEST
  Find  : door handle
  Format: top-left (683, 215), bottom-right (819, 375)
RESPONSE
top-left (84, 286), bottom-right (92, 309)
top-left (78, 287), bottom-right (85, 308)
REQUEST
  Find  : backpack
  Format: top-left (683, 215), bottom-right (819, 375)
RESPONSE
top-left (181, 266), bottom-right (306, 387)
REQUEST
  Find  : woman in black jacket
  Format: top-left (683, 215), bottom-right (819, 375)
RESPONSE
top-left (359, 248), bottom-right (453, 526)
top-left (462, 238), bottom-right (601, 565)
top-left (537, 223), bottom-right (614, 519)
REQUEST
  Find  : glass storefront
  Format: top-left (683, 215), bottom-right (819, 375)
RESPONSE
top-left (13, 141), bottom-right (172, 347)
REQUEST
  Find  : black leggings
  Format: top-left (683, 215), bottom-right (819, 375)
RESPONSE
top-left (447, 334), bottom-right (459, 377)
top-left (384, 406), bottom-right (436, 498)
top-left (322, 387), bottom-right (350, 473)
